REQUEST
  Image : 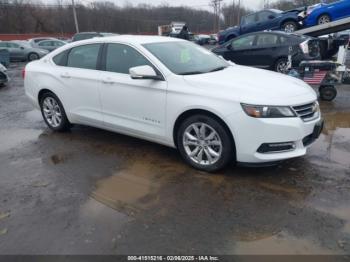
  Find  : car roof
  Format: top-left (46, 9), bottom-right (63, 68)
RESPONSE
top-left (75, 35), bottom-right (184, 45)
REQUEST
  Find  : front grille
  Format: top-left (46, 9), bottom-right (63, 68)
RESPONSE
top-left (292, 102), bottom-right (318, 122)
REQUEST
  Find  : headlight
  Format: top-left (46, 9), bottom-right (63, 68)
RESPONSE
top-left (241, 104), bottom-right (296, 118)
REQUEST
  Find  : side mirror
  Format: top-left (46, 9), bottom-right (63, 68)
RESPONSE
top-left (129, 65), bottom-right (162, 80)
top-left (268, 15), bottom-right (275, 19)
top-left (20, 46), bottom-right (25, 50)
top-left (227, 44), bottom-right (233, 50)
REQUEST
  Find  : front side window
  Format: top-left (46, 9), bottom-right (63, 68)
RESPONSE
top-left (242, 14), bottom-right (256, 25)
top-left (67, 44), bottom-right (101, 70)
top-left (105, 43), bottom-right (152, 74)
top-left (257, 11), bottom-right (272, 22)
top-left (231, 35), bottom-right (256, 49)
top-left (143, 41), bottom-right (228, 75)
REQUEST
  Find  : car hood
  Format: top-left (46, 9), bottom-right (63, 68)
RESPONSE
top-left (183, 65), bottom-right (317, 105)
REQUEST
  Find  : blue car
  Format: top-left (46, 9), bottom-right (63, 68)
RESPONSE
top-left (304, 0), bottom-right (350, 27)
top-left (218, 8), bottom-right (305, 44)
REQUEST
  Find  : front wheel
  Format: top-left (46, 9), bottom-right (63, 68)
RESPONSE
top-left (40, 92), bottom-right (71, 131)
top-left (282, 21), bottom-right (297, 33)
top-left (318, 14), bottom-right (331, 25)
top-left (177, 114), bottom-right (234, 172)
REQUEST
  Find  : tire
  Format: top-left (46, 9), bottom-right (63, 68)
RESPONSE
top-left (176, 114), bottom-right (234, 172)
top-left (28, 52), bottom-right (39, 61)
top-left (319, 85), bottom-right (337, 101)
top-left (274, 58), bottom-right (289, 74)
top-left (40, 92), bottom-right (71, 131)
top-left (318, 14), bottom-right (331, 25)
top-left (282, 21), bottom-right (297, 33)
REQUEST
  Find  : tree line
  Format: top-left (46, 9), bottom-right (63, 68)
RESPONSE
top-left (0, 0), bottom-right (335, 35)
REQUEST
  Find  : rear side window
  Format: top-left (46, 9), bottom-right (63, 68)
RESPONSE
top-left (256, 34), bottom-right (279, 46)
top-left (231, 35), bottom-right (256, 49)
top-left (105, 43), bottom-right (152, 74)
top-left (67, 44), bottom-right (101, 70)
top-left (53, 49), bottom-right (69, 66)
top-left (0, 43), bottom-right (7, 48)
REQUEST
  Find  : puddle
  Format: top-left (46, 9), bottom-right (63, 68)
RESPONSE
top-left (91, 158), bottom-right (165, 214)
top-left (314, 205), bottom-right (350, 234)
top-left (234, 231), bottom-right (334, 255)
top-left (24, 109), bottom-right (42, 123)
top-left (308, 111), bottom-right (350, 166)
top-left (0, 129), bottom-right (41, 153)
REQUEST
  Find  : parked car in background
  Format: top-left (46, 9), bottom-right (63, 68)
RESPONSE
top-left (194, 34), bottom-right (211, 45)
top-left (28, 37), bottom-right (57, 47)
top-left (212, 31), bottom-right (320, 73)
top-left (218, 8), bottom-right (306, 44)
top-left (304, 0), bottom-right (350, 27)
top-left (208, 34), bottom-right (218, 45)
top-left (24, 36), bottom-right (322, 172)
top-left (72, 32), bottom-right (118, 42)
top-left (0, 63), bottom-right (8, 86)
top-left (36, 39), bottom-right (66, 52)
top-left (0, 41), bottom-right (49, 61)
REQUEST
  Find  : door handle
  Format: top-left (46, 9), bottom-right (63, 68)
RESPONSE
top-left (60, 73), bottom-right (71, 79)
top-left (102, 78), bottom-right (114, 84)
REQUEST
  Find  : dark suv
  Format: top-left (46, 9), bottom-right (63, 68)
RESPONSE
top-left (218, 8), bottom-right (305, 44)
top-left (212, 31), bottom-right (320, 73)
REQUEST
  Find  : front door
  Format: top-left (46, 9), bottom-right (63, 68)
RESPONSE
top-left (98, 43), bottom-right (167, 139)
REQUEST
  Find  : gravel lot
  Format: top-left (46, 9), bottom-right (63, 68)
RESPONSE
top-left (0, 62), bottom-right (349, 255)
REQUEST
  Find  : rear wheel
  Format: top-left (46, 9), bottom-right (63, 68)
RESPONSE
top-left (274, 58), bottom-right (289, 74)
top-left (177, 114), bottom-right (234, 172)
top-left (319, 85), bottom-right (337, 101)
top-left (40, 92), bottom-right (71, 131)
top-left (282, 21), bottom-right (297, 33)
top-left (318, 14), bottom-right (331, 25)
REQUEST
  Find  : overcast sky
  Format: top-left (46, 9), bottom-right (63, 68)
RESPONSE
top-left (71, 0), bottom-right (271, 11)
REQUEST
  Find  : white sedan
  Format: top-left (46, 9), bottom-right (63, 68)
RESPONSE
top-left (24, 35), bottom-right (323, 172)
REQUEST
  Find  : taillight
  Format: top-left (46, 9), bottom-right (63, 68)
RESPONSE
top-left (22, 67), bottom-right (25, 79)
top-left (300, 40), bottom-right (309, 54)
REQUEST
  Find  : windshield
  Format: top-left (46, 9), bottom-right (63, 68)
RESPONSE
top-left (143, 41), bottom-right (229, 75)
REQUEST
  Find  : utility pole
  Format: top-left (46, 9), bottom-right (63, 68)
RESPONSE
top-left (210, 0), bottom-right (223, 33)
top-left (237, 0), bottom-right (241, 24)
top-left (72, 0), bottom-right (79, 33)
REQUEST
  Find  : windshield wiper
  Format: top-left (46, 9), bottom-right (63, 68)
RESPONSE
top-left (208, 66), bottom-right (227, 73)
top-left (178, 71), bottom-right (205, 75)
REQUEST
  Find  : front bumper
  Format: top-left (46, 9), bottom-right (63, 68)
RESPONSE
top-left (225, 110), bottom-right (323, 163)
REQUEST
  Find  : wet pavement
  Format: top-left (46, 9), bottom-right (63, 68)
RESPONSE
top-left (0, 63), bottom-right (349, 255)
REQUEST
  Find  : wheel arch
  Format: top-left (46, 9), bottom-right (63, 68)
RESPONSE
top-left (280, 18), bottom-right (298, 27)
top-left (172, 109), bottom-right (236, 156)
top-left (317, 12), bottom-right (332, 22)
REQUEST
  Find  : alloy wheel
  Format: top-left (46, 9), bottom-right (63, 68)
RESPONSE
top-left (42, 97), bottom-right (62, 128)
top-left (182, 122), bottom-right (222, 166)
top-left (318, 15), bottom-right (330, 24)
top-left (284, 23), bottom-right (296, 33)
top-left (276, 60), bottom-right (288, 74)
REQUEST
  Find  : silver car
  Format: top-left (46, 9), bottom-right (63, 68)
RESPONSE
top-left (36, 39), bottom-right (66, 52)
top-left (0, 41), bottom-right (49, 61)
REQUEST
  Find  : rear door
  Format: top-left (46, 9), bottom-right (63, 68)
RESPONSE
top-left (52, 43), bottom-right (103, 125)
top-left (224, 34), bottom-right (257, 66)
top-left (334, 0), bottom-right (350, 19)
top-left (250, 33), bottom-right (281, 68)
top-left (7, 43), bottom-right (24, 60)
